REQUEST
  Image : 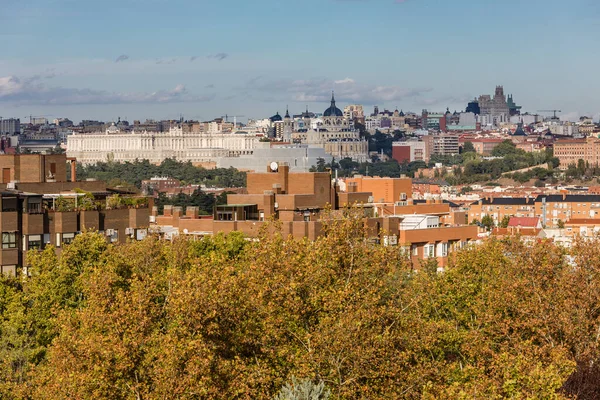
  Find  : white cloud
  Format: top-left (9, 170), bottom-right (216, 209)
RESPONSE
top-left (334, 78), bottom-right (355, 84)
top-left (245, 76), bottom-right (432, 104)
top-left (0, 75), bottom-right (215, 105)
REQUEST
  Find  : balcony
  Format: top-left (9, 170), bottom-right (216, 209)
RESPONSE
top-left (22, 213), bottom-right (44, 235)
top-left (51, 211), bottom-right (78, 233)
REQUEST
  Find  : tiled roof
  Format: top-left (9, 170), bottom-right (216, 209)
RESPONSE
top-left (565, 219), bottom-right (600, 225)
top-left (508, 217), bottom-right (540, 228)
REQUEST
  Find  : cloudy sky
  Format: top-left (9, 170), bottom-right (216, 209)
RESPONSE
top-left (0, 0), bottom-right (597, 122)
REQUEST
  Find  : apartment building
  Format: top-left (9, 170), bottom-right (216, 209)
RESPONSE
top-left (154, 163), bottom-right (478, 267)
top-left (0, 154), bottom-right (150, 276)
top-left (424, 134), bottom-right (460, 156)
top-left (392, 140), bottom-right (430, 163)
top-left (535, 194), bottom-right (600, 228)
top-left (553, 137), bottom-right (600, 169)
top-left (470, 138), bottom-right (504, 155)
top-left (469, 194), bottom-right (600, 228)
top-left (468, 197), bottom-right (536, 225)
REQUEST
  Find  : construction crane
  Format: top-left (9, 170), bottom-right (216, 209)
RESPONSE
top-left (537, 110), bottom-right (562, 120)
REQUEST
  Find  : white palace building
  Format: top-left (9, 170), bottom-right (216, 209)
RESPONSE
top-left (67, 124), bottom-right (259, 165)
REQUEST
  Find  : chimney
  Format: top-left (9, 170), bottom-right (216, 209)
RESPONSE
top-left (163, 205), bottom-right (173, 217)
top-left (151, 206), bottom-right (158, 217)
top-left (172, 206), bottom-right (183, 219)
top-left (70, 159), bottom-right (77, 182)
top-left (186, 206), bottom-right (199, 219)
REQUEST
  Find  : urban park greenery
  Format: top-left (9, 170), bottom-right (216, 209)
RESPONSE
top-left (77, 158), bottom-right (247, 189)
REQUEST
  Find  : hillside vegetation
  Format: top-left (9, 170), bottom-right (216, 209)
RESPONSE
top-left (1, 212), bottom-right (600, 398)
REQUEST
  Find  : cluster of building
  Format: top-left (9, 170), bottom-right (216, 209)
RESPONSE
top-left (65, 93), bottom-right (369, 171)
top-left (3, 150), bottom-right (600, 277)
top-left (153, 163), bottom-right (480, 268)
top-left (0, 153), bottom-right (151, 276)
top-left (1, 84), bottom-right (599, 175)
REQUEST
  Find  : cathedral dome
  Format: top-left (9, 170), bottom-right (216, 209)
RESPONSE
top-left (270, 112), bottom-right (282, 122)
top-left (323, 92), bottom-right (343, 117)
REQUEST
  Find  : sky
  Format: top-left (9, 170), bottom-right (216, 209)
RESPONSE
top-left (0, 0), bottom-right (598, 123)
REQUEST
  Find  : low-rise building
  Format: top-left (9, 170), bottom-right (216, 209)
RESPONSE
top-left (0, 154), bottom-right (151, 276)
top-left (153, 164), bottom-right (478, 267)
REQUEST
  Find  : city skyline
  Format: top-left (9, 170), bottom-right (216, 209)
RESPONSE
top-left (0, 0), bottom-right (598, 122)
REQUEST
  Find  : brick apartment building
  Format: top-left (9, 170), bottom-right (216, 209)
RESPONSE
top-left (0, 154), bottom-right (150, 276)
top-left (553, 137), bottom-right (600, 169)
top-left (468, 194), bottom-right (600, 228)
top-left (154, 163), bottom-right (478, 267)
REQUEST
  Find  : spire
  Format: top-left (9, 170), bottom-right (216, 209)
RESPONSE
top-left (285, 106), bottom-right (290, 118)
top-left (331, 91), bottom-right (336, 105)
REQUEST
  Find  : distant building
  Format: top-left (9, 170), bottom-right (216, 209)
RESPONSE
top-left (0, 119), bottom-right (20, 135)
top-left (506, 94), bottom-right (522, 116)
top-left (67, 125), bottom-right (258, 166)
top-left (424, 134), bottom-right (460, 157)
top-left (465, 99), bottom-right (480, 115)
top-left (392, 140), bottom-right (429, 163)
top-left (553, 137), bottom-right (600, 169)
top-left (478, 86), bottom-right (510, 126)
top-left (217, 142), bottom-right (333, 172)
top-left (343, 105), bottom-right (365, 122)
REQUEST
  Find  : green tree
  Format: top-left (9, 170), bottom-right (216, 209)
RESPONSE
top-left (462, 141), bottom-right (476, 153)
top-left (481, 214), bottom-right (495, 231)
top-left (491, 140), bottom-right (519, 157)
top-left (499, 215), bottom-right (511, 228)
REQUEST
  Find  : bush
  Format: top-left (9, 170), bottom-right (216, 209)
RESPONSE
top-left (273, 378), bottom-right (330, 400)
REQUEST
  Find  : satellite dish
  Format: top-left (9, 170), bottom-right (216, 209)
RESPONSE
top-left (270, 161), bottom-right (279, 172)
top-left (183, 229), bottom-right (189, 234)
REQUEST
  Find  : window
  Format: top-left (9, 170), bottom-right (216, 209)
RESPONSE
top-left (2, 232), bottom-right (16, 249)
top-left (28, 235), bottom-right (42, 250)
top-left (412, 245), bottom-right (418, 256)
top-left (1, 265), bottom-right (16, 277)
top-left (2, 197), bottom-right (17, 212)
top-left (62, 233), bottom-right (75, 245)
top-left (424, 244), bottom-right (435, 258)
top-left (27, 198), bottom-right (42, 214)
top-left (441, 243), bottom-right (448, 257)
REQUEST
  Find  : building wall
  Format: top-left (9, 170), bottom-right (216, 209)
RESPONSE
top-left (67, 127), bottom-right (258, 165)
top-left (392, 144), bottom-right (411, 164)
top-left (345, 176), bottom-right (412, 204)
top-left (553, 138), bottom-right (600, 169)
top-left (0, 154), bottom-right (69, 184)
top-left (468, 200), bottom-right (536, 224)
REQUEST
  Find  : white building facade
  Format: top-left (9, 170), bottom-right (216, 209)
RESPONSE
top-left (67, 125), bottom-right (259, 165)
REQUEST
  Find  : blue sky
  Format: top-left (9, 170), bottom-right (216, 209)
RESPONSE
top-left (0, 0), bottom-right (597, 122)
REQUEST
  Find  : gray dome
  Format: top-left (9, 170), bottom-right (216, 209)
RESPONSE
top-left (323, 92), bottom-right (343, 117)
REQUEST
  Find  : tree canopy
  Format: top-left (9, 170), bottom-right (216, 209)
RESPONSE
top-left (77, 158), bottom-right (247, 189)
top-left (1, 218), bottom-right (600, 398)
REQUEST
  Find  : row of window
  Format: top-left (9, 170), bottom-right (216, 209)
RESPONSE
top-left (2, 232), bottom-right (77, 250)
top-left (409, 241), bottom-right (469, 259)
